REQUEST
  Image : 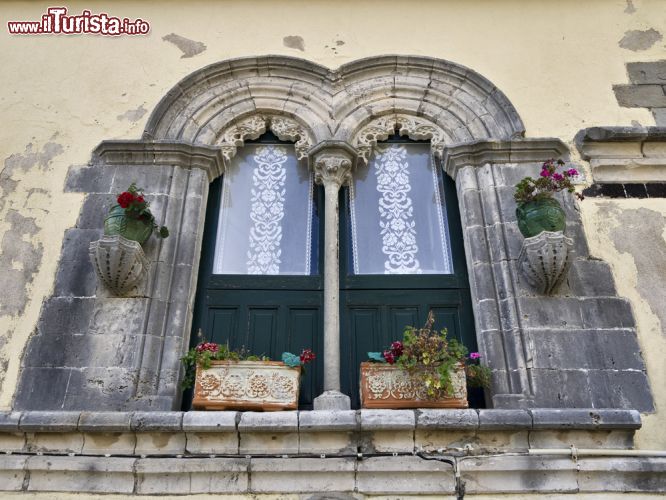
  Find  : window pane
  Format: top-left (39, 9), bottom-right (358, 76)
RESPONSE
top-left (213, 144), bottom-right (315, 275)
top-left (349, 143), bottom-right (453, 274)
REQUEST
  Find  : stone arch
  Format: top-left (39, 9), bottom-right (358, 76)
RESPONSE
top-left (143, 55), bottom-right (525, 153)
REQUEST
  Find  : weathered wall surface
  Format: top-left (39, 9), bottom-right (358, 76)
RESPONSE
top-left (1, 0), bottom-right (665, 429)
top-left (581, 200), bottom-right (666, 450)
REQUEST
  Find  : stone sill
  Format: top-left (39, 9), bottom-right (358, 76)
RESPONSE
top-left (0, 408), bottom-right (641, 433)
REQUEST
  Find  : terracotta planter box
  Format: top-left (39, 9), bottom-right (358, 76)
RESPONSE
top-left (192, 360), bottom-right (301, 411)
top-left (359, 361), bottom-right (468, 409)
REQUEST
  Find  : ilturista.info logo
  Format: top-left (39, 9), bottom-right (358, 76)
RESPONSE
top-left (7, 7), bottom-right (150, 36)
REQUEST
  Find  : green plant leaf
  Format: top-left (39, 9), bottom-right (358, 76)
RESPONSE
top-left (281, 352), bottom-right (301, 367)
top-left (367, 352), bottom-right (387, 363)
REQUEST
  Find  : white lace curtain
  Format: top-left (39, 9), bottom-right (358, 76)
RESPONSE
top-left (349, 143), bottom-right (453, 275)
top-left (212, 144), bottom-right (314, 275)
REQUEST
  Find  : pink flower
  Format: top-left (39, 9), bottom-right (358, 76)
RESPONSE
top-left (566, 169), bottom-right (578, 177)
top-left (540, 169), bottom-right (551, 178)
top-left (469, 352), bottom-right (481, 360)
top-left (383, 350), bottom-right (396, 364)
top-left (552, 173), bottom-right (564, 182)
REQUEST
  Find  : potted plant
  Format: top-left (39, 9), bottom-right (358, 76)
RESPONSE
top-left (360, 311), bottom-right (491, 409)
top-left (514, 159), bottom-right (582, 238)
top-left (181, 340), bottom-right (315, 411)
top-left (104, 183), bottom-right (169, 245)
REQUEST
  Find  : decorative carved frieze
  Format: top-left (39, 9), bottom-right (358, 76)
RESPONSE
top-left (89, 235), bottom-right (150, 296)
top-left (353, 114), bottom-right (447, 163)
top-left (217, 115), bottom-right (313, 161)
top-left (518, 231), bottom-right (574, 295)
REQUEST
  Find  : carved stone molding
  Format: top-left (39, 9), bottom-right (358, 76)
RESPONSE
top-left (310, 141), bottom-right (356, 188)
top-left (518, 231), bottom-right (574, 295)
top-left (89, 235), bottom-right (150, 296)
top-left (353, 114), bottom-right (447, 164)
top-left (217, 115), bottom-right (313, 161)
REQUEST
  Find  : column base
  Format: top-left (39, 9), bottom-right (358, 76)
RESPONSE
top-left (313, 390), bottom-right (351, 410)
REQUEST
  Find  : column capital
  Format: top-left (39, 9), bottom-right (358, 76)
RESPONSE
top-left (309, 141), bottom-right (358, 188)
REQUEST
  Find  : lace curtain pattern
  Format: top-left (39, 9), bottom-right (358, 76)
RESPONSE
top-left (349, 143), bottom-right (453, 275)
top-left (213, 144), bottom-right (314, 275)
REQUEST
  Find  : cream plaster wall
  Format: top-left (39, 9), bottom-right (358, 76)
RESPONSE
top-left (581, 199), bottom-right (666, 450)
top-left (1, 0), bottom-right (664, 416)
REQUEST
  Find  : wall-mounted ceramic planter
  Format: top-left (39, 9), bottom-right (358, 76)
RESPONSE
top-left (89, 234), bottom-right (150, 296)
top-left (359, 362), bottom-right (468, 409)
top-left (192, 360), bottom-right (301, 411)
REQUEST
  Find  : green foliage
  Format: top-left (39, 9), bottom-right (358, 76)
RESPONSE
top-left (370, 311), bottom-right (493, 400)
top-left (514, 159), bottom-right (582, 205)
top-left (180, 336), bottom-right (270, 390)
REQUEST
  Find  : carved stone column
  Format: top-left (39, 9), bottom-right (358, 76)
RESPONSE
top-left (310, 141), bottom-right (356, 410)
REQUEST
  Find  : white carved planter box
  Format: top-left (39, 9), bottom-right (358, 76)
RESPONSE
top-left (192, 360), bottom-right (301, 411)
top-left (359, 362), bottom-right (468, 409)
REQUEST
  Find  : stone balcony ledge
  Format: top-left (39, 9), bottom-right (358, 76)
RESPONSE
top-left (0, 408), bottom-right (641, 433)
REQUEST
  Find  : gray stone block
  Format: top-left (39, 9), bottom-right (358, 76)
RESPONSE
top-left (469, 263), bottom-right (496, 301)
top-left (465, 225), bottom-right (491, 264)
top-left (627, 61), bottom-right (666, 84)
top-left (580, 298), bottom-right (636, 329)
top-left (19, 411), bottom-right (80, 432)
top-left (111, 164), bottom-right (174, 196)
top-left (238, 411), bottom-right (298, 432)
top-left (653, 108), bottom-right (666, 126)
top-left (460, 189), bottom-right (484, 228)
top-left (568, 259), bottom-right (617, 297)
top-left (588, 370), bottom-right (654, 412)
top-left (130, 411), bottom-right (183, 431)
top-left (577, 457), bottom-right (666, 492)
top-left (61, 367), bottom-right (137, 411)
top-left (519, 297), bottom-right (583, 329)
top-left (614, 84), bottom-right (666, 108)
top-left (357, 456), bottom-right (455, 494)
top-left (182, 411), bottom-right (237, 432)
top-left (65, 165), bottom-right (115, 193)
top-left (360, 409), bottom-right (415, 431)
top-left (299, 410), bottom-right (358, 432)
top-left (13, 368), bottom-right (71, 410)
top-left (75, 194), bottom-right (114, 229)
top-left (250, 457), bottom-right (356, 493)
top-left (26, 455), bottom-right (136, 494)
top-left (415, 409), bottom-right (479, 429)
top-left (87, 297), bottom-right (150, 335)
top-left (23, 333), bottom-right (144, 370)
top-left (0, 411), bottom-right (21, 432)
top-left (136, 457), bottom-right (249, 494)
top-left (78, 412), bottom-right (132, 431)
top-left (478, 409), bottom-right (532, 430)
top-left (460, 455), bottom-right (578, 494)
top-left (530, 408), bottom-right (641, 429)
top-left (0, 455), bottom-right (28, 491)
top-left (53, 257), bottom-right (97, 297)
top-left (531, 369), bottom-right (593, 408)
top-left (540, 328), bottom-right (645, 370)
top-left (37, 297), bottom-right (96, 335)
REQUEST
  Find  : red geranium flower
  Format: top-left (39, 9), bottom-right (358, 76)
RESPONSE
top-left (117, 191), bottom-right (134, 208)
